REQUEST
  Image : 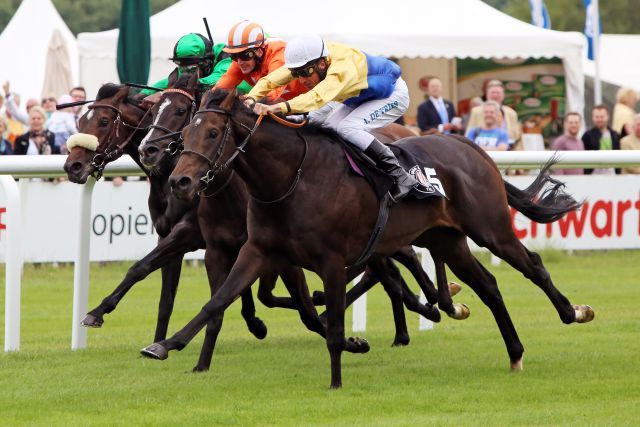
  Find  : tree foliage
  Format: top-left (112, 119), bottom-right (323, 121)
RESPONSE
top-left (0, 0), bottom-right (178, 35)
top-left (483, 0), bottom-right (640, 34)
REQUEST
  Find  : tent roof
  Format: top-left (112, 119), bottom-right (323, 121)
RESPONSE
top-left (583, 34), bottom-right (640, 91)
top-left (79, 0), bottom-right (584, 60)
top-left (0, 0), bottom-right (78, 101)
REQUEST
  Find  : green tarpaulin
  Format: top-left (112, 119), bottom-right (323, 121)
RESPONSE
top-left (117, 0), bottom-right (150, 85)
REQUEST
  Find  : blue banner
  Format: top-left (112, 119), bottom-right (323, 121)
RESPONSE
top-left (529, 0), bottom-right (551, 29)
top-left (583, 0), bottom-right (600, 60)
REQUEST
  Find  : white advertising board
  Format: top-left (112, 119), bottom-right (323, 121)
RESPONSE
top-left (1, 175), bottom-right (639, 262)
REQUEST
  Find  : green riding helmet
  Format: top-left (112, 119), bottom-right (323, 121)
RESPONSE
top-left (169, 33), bottom-right (215, 77)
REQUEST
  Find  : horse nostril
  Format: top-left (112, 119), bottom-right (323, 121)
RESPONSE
top-left (144, 146), bottom-right (159, 157)
top-left (170, 175), bottom-right (192, 191)
top-left (70, 161), bottom-right (83, 174)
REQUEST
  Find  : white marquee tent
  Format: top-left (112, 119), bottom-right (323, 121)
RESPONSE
top-left (78, 0), bottom-right (585, 115)
top-left (583, 34), bottom-right (640, 91)
top-left (0, 0), bottom-right (78, 102)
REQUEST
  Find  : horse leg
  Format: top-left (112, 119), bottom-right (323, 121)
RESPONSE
top-left (428, 232), bottom-right (525, 370)
top-left (141, 243), bottom-right (269, 360)
top-left (154, 256), bottom-right (183, 342)
top-left (256, 271), bottom-right (299, 310)
top-left (432, 258), bottom-right (470, 320)
top-left (279, 265), bottom-right (326, 337)
top-left (320, 259), bottom-right (369, 389)
top-left (483, 232), bottom-right (592, 324)
top-left (192, 248), bottom-right (233, 372)
top-left (239, 287), bottom-right (268, 340)
top-left (390, 247), bottom-right (438, 304)
top-left (82, 222), bottom-right (200, 328)
top-left (368, 259), bottom-right (410, 346)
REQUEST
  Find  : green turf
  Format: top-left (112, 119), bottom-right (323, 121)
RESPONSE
top-left (1, 250), bottom-right (639, 426)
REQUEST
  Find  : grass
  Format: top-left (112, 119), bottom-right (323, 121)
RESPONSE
top-left (1, 250), bottom-right (639, 426)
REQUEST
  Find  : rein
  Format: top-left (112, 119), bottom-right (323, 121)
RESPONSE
top-left (86, 103), bottom-right (151, 179)
top-left (181, 108), bottom-right (307, 204)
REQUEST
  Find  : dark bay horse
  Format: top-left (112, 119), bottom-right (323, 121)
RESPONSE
top-left (62, 83), bottom-right (268, 370)
top-left (137, 73), bottom-right (465, 351)
top-left (143, 89), bottom-right (594, 388)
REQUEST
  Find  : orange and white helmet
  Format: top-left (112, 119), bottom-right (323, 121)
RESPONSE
top-left (223, 20), bottom-right (265, 53)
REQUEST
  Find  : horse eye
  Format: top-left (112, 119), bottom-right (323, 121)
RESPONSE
top-left (99, 118), bottom-right (109, 126)
top-left (176, 108), bottom-right (187, 116)
top-left (209, 129), bottom-right (218, 139)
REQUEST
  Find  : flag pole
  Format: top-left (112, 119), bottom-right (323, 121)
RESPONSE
top-left (593, 0), bottom-right (602, 105)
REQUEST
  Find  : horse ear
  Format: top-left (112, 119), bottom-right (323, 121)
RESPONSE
top-left (167, 67), bottom-right (180, 87)
top-left (219, 89), bottom-right (237, 111)
top-left (113, 86), bottom-right (130, 105)
top-left (200, 90), bottom-right (210, 109)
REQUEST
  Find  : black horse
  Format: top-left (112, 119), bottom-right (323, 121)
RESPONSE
top-left (143, 89), bottom-right (593, 388)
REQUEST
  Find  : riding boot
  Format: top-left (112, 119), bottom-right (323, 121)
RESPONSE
top-left (364, 138), bottom-right (421, 203)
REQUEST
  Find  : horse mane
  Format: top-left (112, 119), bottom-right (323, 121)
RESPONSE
top-left (95, 83), bottom-right (145, 109)
top-left (171, 72), bottom-right (205, 106)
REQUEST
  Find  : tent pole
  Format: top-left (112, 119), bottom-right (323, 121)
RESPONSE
top-left (593, 0), bottom-right (602, 105)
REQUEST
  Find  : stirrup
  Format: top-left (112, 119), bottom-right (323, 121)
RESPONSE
top-left (388, 183), bottom-right (416, 204)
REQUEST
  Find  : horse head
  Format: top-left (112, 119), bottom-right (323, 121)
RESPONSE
top-left (139, 70), bottom-right (200, 170)
top-left (63, 84), bottom-right (149, 184)
top-left (169, 88), bottom-right (250, 201)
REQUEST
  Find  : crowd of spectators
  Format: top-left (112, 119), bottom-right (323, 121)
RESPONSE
top-left (0, 81), bottom-right (86, 157)
top-left (414, 77), bottom-right (639, 176)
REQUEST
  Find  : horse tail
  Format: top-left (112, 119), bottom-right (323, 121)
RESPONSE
top-left (504, 157), bottom-right (583, 224)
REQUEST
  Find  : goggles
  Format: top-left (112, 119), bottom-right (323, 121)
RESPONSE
top-left (230, 49), bottom-right (258, 61)
top-left (290, 65), bottom-right (316, 78)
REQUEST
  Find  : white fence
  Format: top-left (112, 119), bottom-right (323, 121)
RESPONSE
top-left (3, 151), bottom-right (640, 352)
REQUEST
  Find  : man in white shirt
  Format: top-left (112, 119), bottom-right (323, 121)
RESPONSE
top-left (416, 77), bottom-right (460, 134)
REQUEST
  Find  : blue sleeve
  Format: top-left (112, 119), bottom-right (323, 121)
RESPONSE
top-left (465, 127), bottom-right (477, 140)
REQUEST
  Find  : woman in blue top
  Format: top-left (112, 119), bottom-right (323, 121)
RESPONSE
top-left (465, 101), bottom-right (509, 151)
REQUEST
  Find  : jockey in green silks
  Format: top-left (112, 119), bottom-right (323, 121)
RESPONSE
top-left (141, 33), bottom-right (252, 96)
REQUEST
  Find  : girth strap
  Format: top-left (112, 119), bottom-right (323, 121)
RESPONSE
top-left (351, 192), bottom-right (392, 267)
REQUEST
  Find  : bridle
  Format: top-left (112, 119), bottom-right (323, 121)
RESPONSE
top-left (181, 108), bottom-right (308, 204)
top-left (144, 88), bottom-right (198, 157)
top-left (86, 102), bottom-right (150, 179)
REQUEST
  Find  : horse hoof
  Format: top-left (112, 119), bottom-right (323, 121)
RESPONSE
top-left (449, 281), bottom-right (462, 297)
top-left (312, 290), bottom-right (326, 305)
top-left (574, 305), bottom-right (595, 323)
top-left (140, 343), bottom-right (169, 360)
top-left (391, 336), bottom-right (410, 347)
top-left (248, 317), bottom-right (268, 340)
top-left (347, 337), bottom-right (370, 354)
top-left (192, 366), bottom-right (209, 373)
top-left (447, 303), bottom-right (471, 320)
top-left (80, 313), bottom-right (103, 328)
top-left (510, 357), bottom-right (524, 372)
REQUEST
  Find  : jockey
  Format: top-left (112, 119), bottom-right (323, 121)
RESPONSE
top-left (214, 21), bottom-right (307, 101)
top-left (249, 35), bottom-right (423, 202)
top-left (140, 33), bottom-right (252, 97)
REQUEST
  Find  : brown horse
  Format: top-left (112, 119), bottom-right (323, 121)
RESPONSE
top-left (137, 74), bottom-right (466, 351)
top-left (62, 83), bottom-right (268, 363)
top-left (143, 89), bottom-right (594, 388)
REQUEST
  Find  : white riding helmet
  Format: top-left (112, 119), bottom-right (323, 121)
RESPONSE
top-left (284, 35), bottom-right (329, 68)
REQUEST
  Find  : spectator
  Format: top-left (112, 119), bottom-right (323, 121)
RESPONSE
top-left (621, 114), bottom-right (640, 174)
top-left (551, 112), bottom-right (584, 175)
top-left (0, 117), bottom-right (14, 155)
top-left (416, 77), bottom-right (460, 134)
top-left (42, 95), bottom-right (57, 119)
top-left (582, 104), bottom-right (620, 175)
top-left (612, 87), bottom-right (638, 138)
top-left (14, 106), bottom-right (55, 155)
top-left (70, 86), bottom-right (87, 125)
top-left (46, 94), bottom-right (77, 154)
top-left (2, 93), bottom-right (25, 143)
top-left (467, 80), bottom-right (521, 148)
top-left (465, 101), bottom-right (509, 151)
top-left (462, 96), bottom-right (483, 133)
top-left (3, 81), bottom-right (38, 126)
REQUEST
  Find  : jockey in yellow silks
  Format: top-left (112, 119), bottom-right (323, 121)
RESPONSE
top-left (248, 35), bottom-right (424, 202)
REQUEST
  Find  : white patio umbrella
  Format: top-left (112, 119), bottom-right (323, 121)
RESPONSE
top-left (41, 29), bottom-right (73, 99)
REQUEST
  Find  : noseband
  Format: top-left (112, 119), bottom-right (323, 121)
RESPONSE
top-left (144, 88), bottom-right (198, 157)
top-left (87, 102), bottom-right (150, 179)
